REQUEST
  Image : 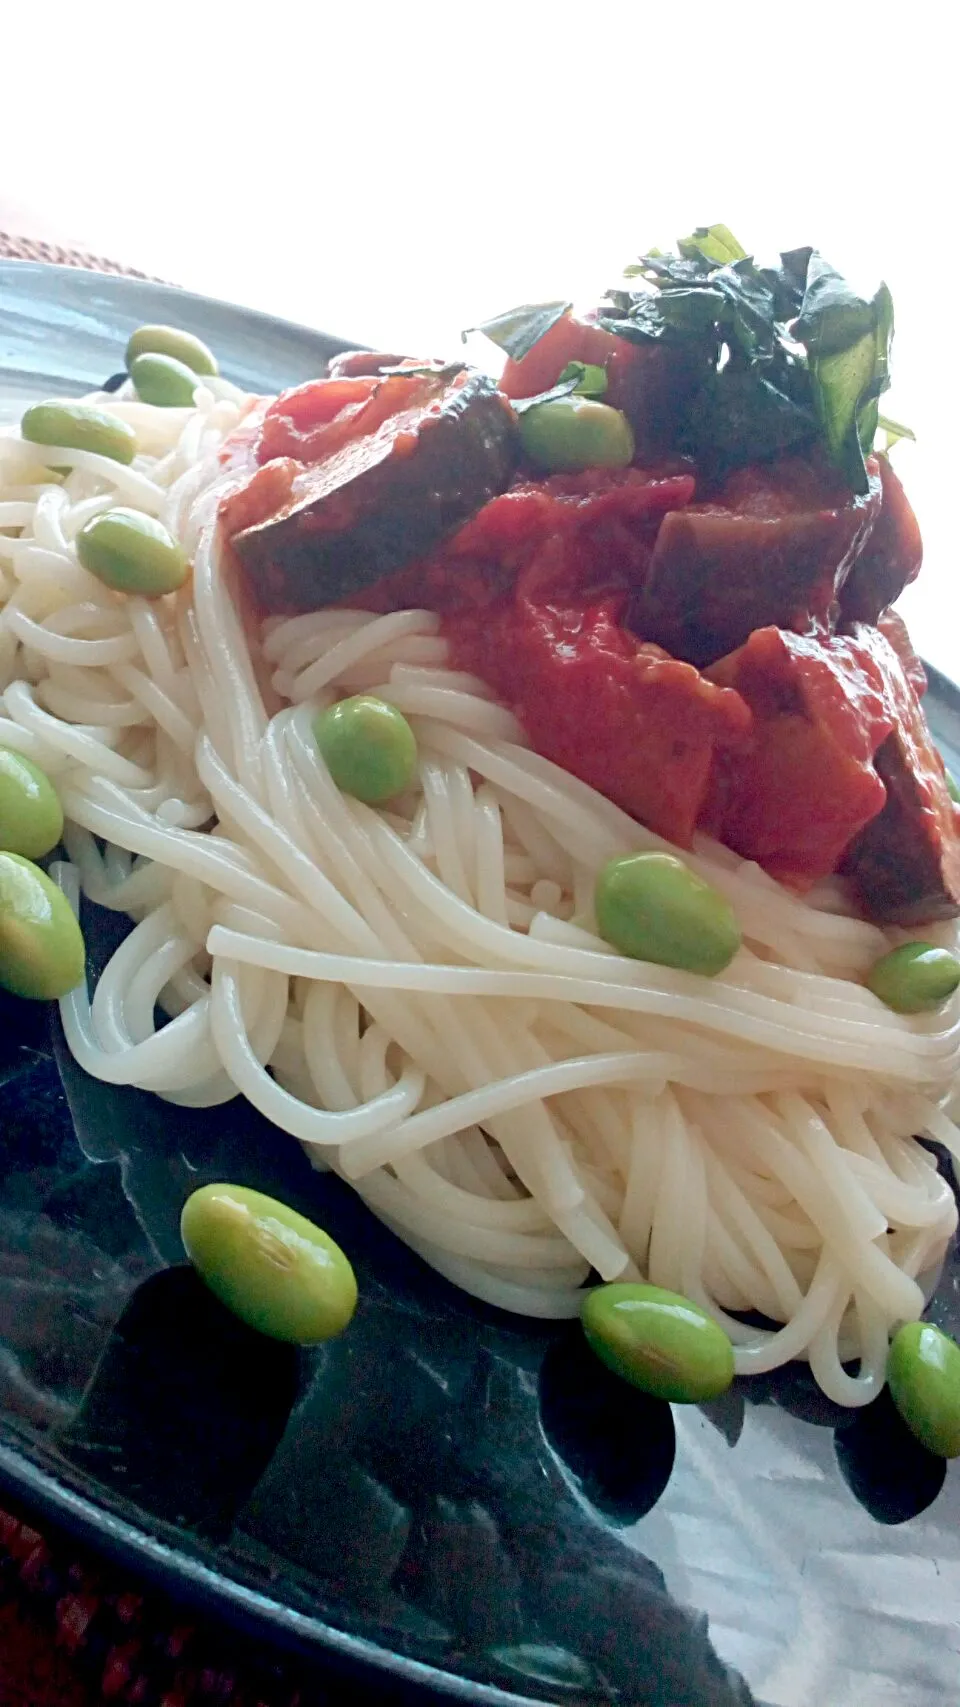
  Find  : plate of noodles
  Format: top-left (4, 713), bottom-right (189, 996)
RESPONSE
top-left (1, 235), bottom-right (960, 1706)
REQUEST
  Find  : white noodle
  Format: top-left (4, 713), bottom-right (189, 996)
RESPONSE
top-left (1, 389), bottom-right (957, 1401)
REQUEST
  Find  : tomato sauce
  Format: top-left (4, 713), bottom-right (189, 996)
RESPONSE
top-left (220, 361), bottom-right (957, 913)
top-left (702, 627), bottom-right (894, 883)
top-left (451, 595), bottom-right (752, 845)
top-left (355, 466), bottom-right (748, 845)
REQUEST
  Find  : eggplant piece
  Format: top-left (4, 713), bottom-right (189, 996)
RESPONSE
top-left (327, 350), bottom-right (422, 378)
top-left (632, 453), bottom-right (882, 667)
top-left (841, 624), bottom-right (960, 925)
top-left (229, 368), bottom-right (518, 612)
top-left (838, 453), bottom-right (923, 625)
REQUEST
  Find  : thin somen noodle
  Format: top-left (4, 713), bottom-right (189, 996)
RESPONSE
top-left (1, 382), bottom-right (958, 1405)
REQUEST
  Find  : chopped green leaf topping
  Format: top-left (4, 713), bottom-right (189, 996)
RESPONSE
top-left (477, 230), bottom-right (910, 490)
top-left (677, 224), bottom-right (748, 266)
top-left (511, 369), bottom-right (587, 416)
top-left (464, 300), bottom-right (571, 362)
top-left (511, 358), bottom-right (611, 417)
top-left (794, 260), bottom-right (894, 492)
top-left (557, 360), bottom-right (608, 398)
top-left (877, 413), bottom-right (917, 452)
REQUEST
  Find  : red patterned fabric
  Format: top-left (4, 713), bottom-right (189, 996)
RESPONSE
top-left (0, 1505), bottom-right (316, 1706)
top-left (0, 1508), bottom-right (314, 1707)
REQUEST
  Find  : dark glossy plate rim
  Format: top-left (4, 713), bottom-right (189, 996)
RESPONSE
top-left (0, 1438), bottom-right (547, 1706)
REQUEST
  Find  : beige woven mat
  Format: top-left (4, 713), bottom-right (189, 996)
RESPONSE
top-left (0, 228), bottom-right (164, 281)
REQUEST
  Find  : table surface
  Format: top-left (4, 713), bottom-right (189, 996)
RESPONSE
top-left (0, 8), bottom-right (953, 675)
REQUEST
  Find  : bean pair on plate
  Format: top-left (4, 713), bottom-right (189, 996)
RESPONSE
top-left (0, 748), bottom-right (83, 1001)
top-left (125, 324), bottom-right (219, 407)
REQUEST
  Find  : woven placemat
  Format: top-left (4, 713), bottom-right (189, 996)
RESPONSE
top-left (0, 229), bottom-right (165, 282)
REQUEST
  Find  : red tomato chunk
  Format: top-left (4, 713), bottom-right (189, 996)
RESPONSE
top-left (702, 627), bottom-right (894, 886)
top-left (450, 597), bottom-right (752, 846)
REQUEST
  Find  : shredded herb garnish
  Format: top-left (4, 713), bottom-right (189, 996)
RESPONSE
top-left (471, 227), bottom-right (907, 492)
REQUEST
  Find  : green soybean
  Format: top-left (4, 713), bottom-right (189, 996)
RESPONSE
top-left (125, 323), bottom-right (219, 376)
top-left (0, 852), bottom-right (86, 1000)
top-left (180, 1183), bottom-right (358, 1345)
top-left (21, 401), bottom-right (136, 465)
top-left (947, 769), bottom-right (960, 805)
top-left (887, 1321), bottom-right (960, 1458)
top-left (865, 941), bottom-right (960, 1014)
top-left (76, 508), bottom-right (188, 598)
top-left (595, 851), bottom-right (741, 976)
top-left (581, 1282), bottom-right (735, 1403)
top-left (129, 352), bottom-right (201, 407)
top-left (313, 695), bottom-right (418, 804)
top-left (0, 748), bottom-right (63, 860)
top-left (519, 397), bottom-right (634, 473)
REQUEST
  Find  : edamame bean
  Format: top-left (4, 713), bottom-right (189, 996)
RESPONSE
top-left (180, 1183), bottom-right (358, 1344)
top-left (581, 1282), bottom-right (735, 1403)
top-left (947, 770), bottom-right (960, 805)
top-left (595, 851), bottom-right (741, 976)
top-left (0, 748), bottom-right (63, 860)
top-left (76, 508), bottom-right (188, 598)
top-left (865, 941), bottom-right (960, 1014)
top-left (887, 1321), bottom-right (960, 1457)
top-left (0, 852), bottom-right (86, 1000)
top-left (20, 401), bottom-right (136, 465)
top-left (125, 323), bottom-right (219, 376)
top-left (129, 352), bottom-right (201, 408)
top-left (519, 397), bottom-right (634, 472)
top-left (313, 695), bottom-right (418, 804)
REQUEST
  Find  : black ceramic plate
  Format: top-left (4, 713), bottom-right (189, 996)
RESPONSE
top-left (2, 264), bottom-right (960, 1707)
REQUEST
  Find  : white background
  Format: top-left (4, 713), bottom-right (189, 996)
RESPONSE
top-left (1, 2), bottom-right (956, 668)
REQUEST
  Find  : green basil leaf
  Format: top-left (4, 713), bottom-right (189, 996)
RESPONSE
top-left (635, 253), bottom-right (713, 288)
top-left (623, 246), bottom-right (669, 278)
top-left (478, 229), bottom-right (901, 490)
top-left (797, 259), bottom-right (894, 492)
top-left (656, 286), bottom-right (727, 336)
top-left (597, 296), bottom-right (671, 343)
top-left (558, 361), bottom-right (608, 398)
top-left (876, 413), bottom-right (917, 450)
top-left (510, 371), bottom-right (586, 416)
top-left (677, 224), bottom-right (748, 266)
top-left (465, 300), bottom-right (571, 362)
top-left (753, 248), bottom-right (813, 325)
top-left (793, 254), bottom-right (878, 354)
top-left (682, 367), bottom-right (818, 479)
top-left (710, 261), bottom-right (780, 363)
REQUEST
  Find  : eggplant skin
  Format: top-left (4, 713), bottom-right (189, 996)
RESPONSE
top-left (837, 453), bottom-right (923, 626)
top-left (326, 349), bottom-right (418, 378)
top-left (840, 625), bottom-right (960, 925)
top-left (232, 370), bottom-right (518, 613)
top-left (632, 455), bottom-right (882, 669)
top-left (843, 730), bottom-right (960, 925)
